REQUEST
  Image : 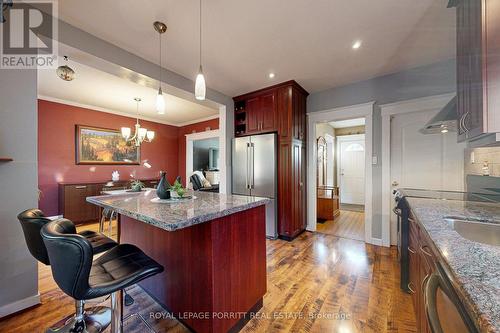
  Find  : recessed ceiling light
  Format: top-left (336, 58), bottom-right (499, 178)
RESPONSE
top-left (268, 72), bottom-right (275, 79)
top-left (352, 40), bottom-right (362, 49)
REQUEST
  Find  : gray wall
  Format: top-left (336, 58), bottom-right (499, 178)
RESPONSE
top-left (308, 59), bottom-right (456, 239)
top-left (193, 138), bottom-right (219, 171)
top-left (308, 59), bottom-right (456, 112)
top-left (0, 69), bottom-right (39, 315)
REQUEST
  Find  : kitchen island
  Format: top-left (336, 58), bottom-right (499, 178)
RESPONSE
top-left (87, 190), bottom-right (270, 333)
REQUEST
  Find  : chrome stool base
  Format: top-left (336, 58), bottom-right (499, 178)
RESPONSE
top-left (46, 306), bottom-right (111, 333)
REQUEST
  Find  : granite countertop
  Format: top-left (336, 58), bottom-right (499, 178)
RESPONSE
top-left (87, 189), bottom-right (270, 231)
top-left (406, 197), bottom-right (500, 333)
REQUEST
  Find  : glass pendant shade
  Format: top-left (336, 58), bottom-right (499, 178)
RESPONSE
top-left (156, 87), bottom-right (166, 114)
top-left (121, 127), bottom-right (131, 139)
top-left (147, 131), bottom-right (155, 141)
top-left (195, 66), bottom-right (206, 100)
top-left (57, 65), bottom-right (75, 81)
top-left (138, 127), bottom-right (147, 140)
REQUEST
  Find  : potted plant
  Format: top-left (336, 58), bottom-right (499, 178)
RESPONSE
top-left (130, 180), bottom-right (145, 192)
top-left (171, 179), bottom-right (186, 198)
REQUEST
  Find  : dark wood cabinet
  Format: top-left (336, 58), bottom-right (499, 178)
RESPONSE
top-left (58, 178), bottom-right (158, 224)
top-left (246, 97), bottom-right (261, 134)
top-left (408, 211), bottom-right (439, 333)
top-left (277, 85), bottom-right (307, 142)
top-left (260, 91), bottom-right (277, 132)
top-left (59, 184), bottom-right (99, 223)
top-left (235, 81), bottom-right (308, 240)
top-left (454, 0), bottom-right (500, 142)
top-left (234, 91), bottom-right (277, 136)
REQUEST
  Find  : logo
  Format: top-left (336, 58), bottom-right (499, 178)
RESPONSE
top-left (1, 0), bottom-right (58, 69)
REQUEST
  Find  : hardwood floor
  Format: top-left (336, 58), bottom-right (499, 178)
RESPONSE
top-left (0, 221), bottom-right (416, 333)
top-left (317, 210), bottom-right (365, 241)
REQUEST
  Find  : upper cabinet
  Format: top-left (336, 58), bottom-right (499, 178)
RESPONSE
top-left (233, 81), bottom-right (308, 140)
top-left (454, 0), bottom-right (500, 143)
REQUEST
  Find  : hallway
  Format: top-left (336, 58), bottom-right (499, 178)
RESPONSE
top-left (316, 210), bottom-right (365, 241)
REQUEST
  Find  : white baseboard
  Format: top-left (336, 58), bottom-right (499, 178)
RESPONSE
top-left (0, 293), bottom-right (40, 318)
top-left (366, 237), bottom-right (384, 246)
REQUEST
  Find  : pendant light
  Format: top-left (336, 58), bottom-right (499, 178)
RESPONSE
top-left (121, 98), bottom-right (155, 147)
top-left (154, 21), bottom-right (167, 114)
top-left (57, 56), bottom-right (76, 81)
top-left (195, 0), bottom-right (206, 100)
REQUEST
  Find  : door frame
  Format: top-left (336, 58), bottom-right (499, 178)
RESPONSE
top-left (380, 93), bottom-right (455, 246)
top-left (307, 102), bottom-right (375, 244)
top-left (336, 134), bottom-right (366, 205)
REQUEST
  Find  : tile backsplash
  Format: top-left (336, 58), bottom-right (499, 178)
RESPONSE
top-left (465, 147), bottom-right (500, 177)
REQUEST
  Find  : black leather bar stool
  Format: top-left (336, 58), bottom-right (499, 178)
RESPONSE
top-left (41, 218), bottom-right (164, 333)
top-left (17, 209), bottom-right (118, 332)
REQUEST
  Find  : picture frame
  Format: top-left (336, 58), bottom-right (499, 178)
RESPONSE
top-left (75, 125), bottom-right (140, 165)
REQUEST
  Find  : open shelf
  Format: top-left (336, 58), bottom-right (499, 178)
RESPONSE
top-left (0, 157), bottom-right (13, 162)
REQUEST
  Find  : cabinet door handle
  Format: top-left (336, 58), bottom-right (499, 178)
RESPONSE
top-left (421, 274), bottom-right (430, 294)
top-left (459, 113), bottom-right (465, 133)
top-left (75, 186), bottom-right (87, 189)
top-left (420, 245), bottom-right (433, 258)
top-left (463, 112), bottom-right (470, 132)
top-left (408, 246), bottom-right (416, 254)
top-left (407, 282), bottom-right (416, 294)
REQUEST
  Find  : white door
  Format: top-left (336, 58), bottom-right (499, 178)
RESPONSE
top-left (390, 110), bottom-right (465, 244)
top-left (339, 135), bottom-right (365, 205)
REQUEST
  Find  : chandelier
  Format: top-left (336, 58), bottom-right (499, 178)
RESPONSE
top-left (121, 98), bottom-right (155, 146)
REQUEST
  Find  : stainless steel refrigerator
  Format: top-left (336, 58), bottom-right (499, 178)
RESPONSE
top-left (232, 133), bottom-right (277, 238)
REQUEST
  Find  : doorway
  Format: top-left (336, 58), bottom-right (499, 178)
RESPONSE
top-left (185, 130), bottom-right (222, 192)
top-left (314, 118), bottom-right (367, 242)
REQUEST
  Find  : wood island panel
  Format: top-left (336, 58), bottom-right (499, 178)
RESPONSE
top-left (119, 205), bottom-right (267, 333)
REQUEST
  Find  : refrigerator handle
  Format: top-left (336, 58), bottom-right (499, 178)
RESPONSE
top-left (250, 142), bottom-right (255, 189)
top-left (246, 143), bottom-right (250, 189)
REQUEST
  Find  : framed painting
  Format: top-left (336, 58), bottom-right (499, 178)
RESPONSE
top-left (75, 125), bottom-right (140, 165)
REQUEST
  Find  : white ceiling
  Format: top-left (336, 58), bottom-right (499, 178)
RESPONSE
top-left (38, 60), bottom-right (218, 126)
top-left (54, 0), bottom-right (455, 96)
top-left (329, 118), bottom-right (365, 129)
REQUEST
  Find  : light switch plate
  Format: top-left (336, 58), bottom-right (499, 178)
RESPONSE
top-left (372, 155), bottom-right (378, 165)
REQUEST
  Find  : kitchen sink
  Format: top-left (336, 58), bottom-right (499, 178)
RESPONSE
top-left (444, 217), bottom-right (500, 246)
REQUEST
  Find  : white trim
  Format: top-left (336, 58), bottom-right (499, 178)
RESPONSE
top-left (380, 93), bottom-right (455, 247)
top-left (380, 93), bottom-right (455, 117)
top-left (307, 102), bottom-right (375, 245)
top-left (0, 293), bottom-right (40, 318)
top-left (368, 238), bottom-right (383, 246)
top-left (38, 95), bottom-right (219, 128)
top-left (218, 105), bottom-right (228, 194)
top-left (184, 129), bottom-right (220, 140)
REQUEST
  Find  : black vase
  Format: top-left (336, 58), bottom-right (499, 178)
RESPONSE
top-left (156, 171), bottom-right (171, 199)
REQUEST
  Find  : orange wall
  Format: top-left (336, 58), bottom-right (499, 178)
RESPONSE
top-left (38, 99), bottom-right (180, 215)
top-left (177, 118), bottom-right (220, 186)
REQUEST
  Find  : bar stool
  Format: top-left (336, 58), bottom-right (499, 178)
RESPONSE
top-left (17, 209), bottom-right (118, 332)
top-left (41, 218), bottom-right (164, 333)
top-left (99, 207), bottom-right (116, 237)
